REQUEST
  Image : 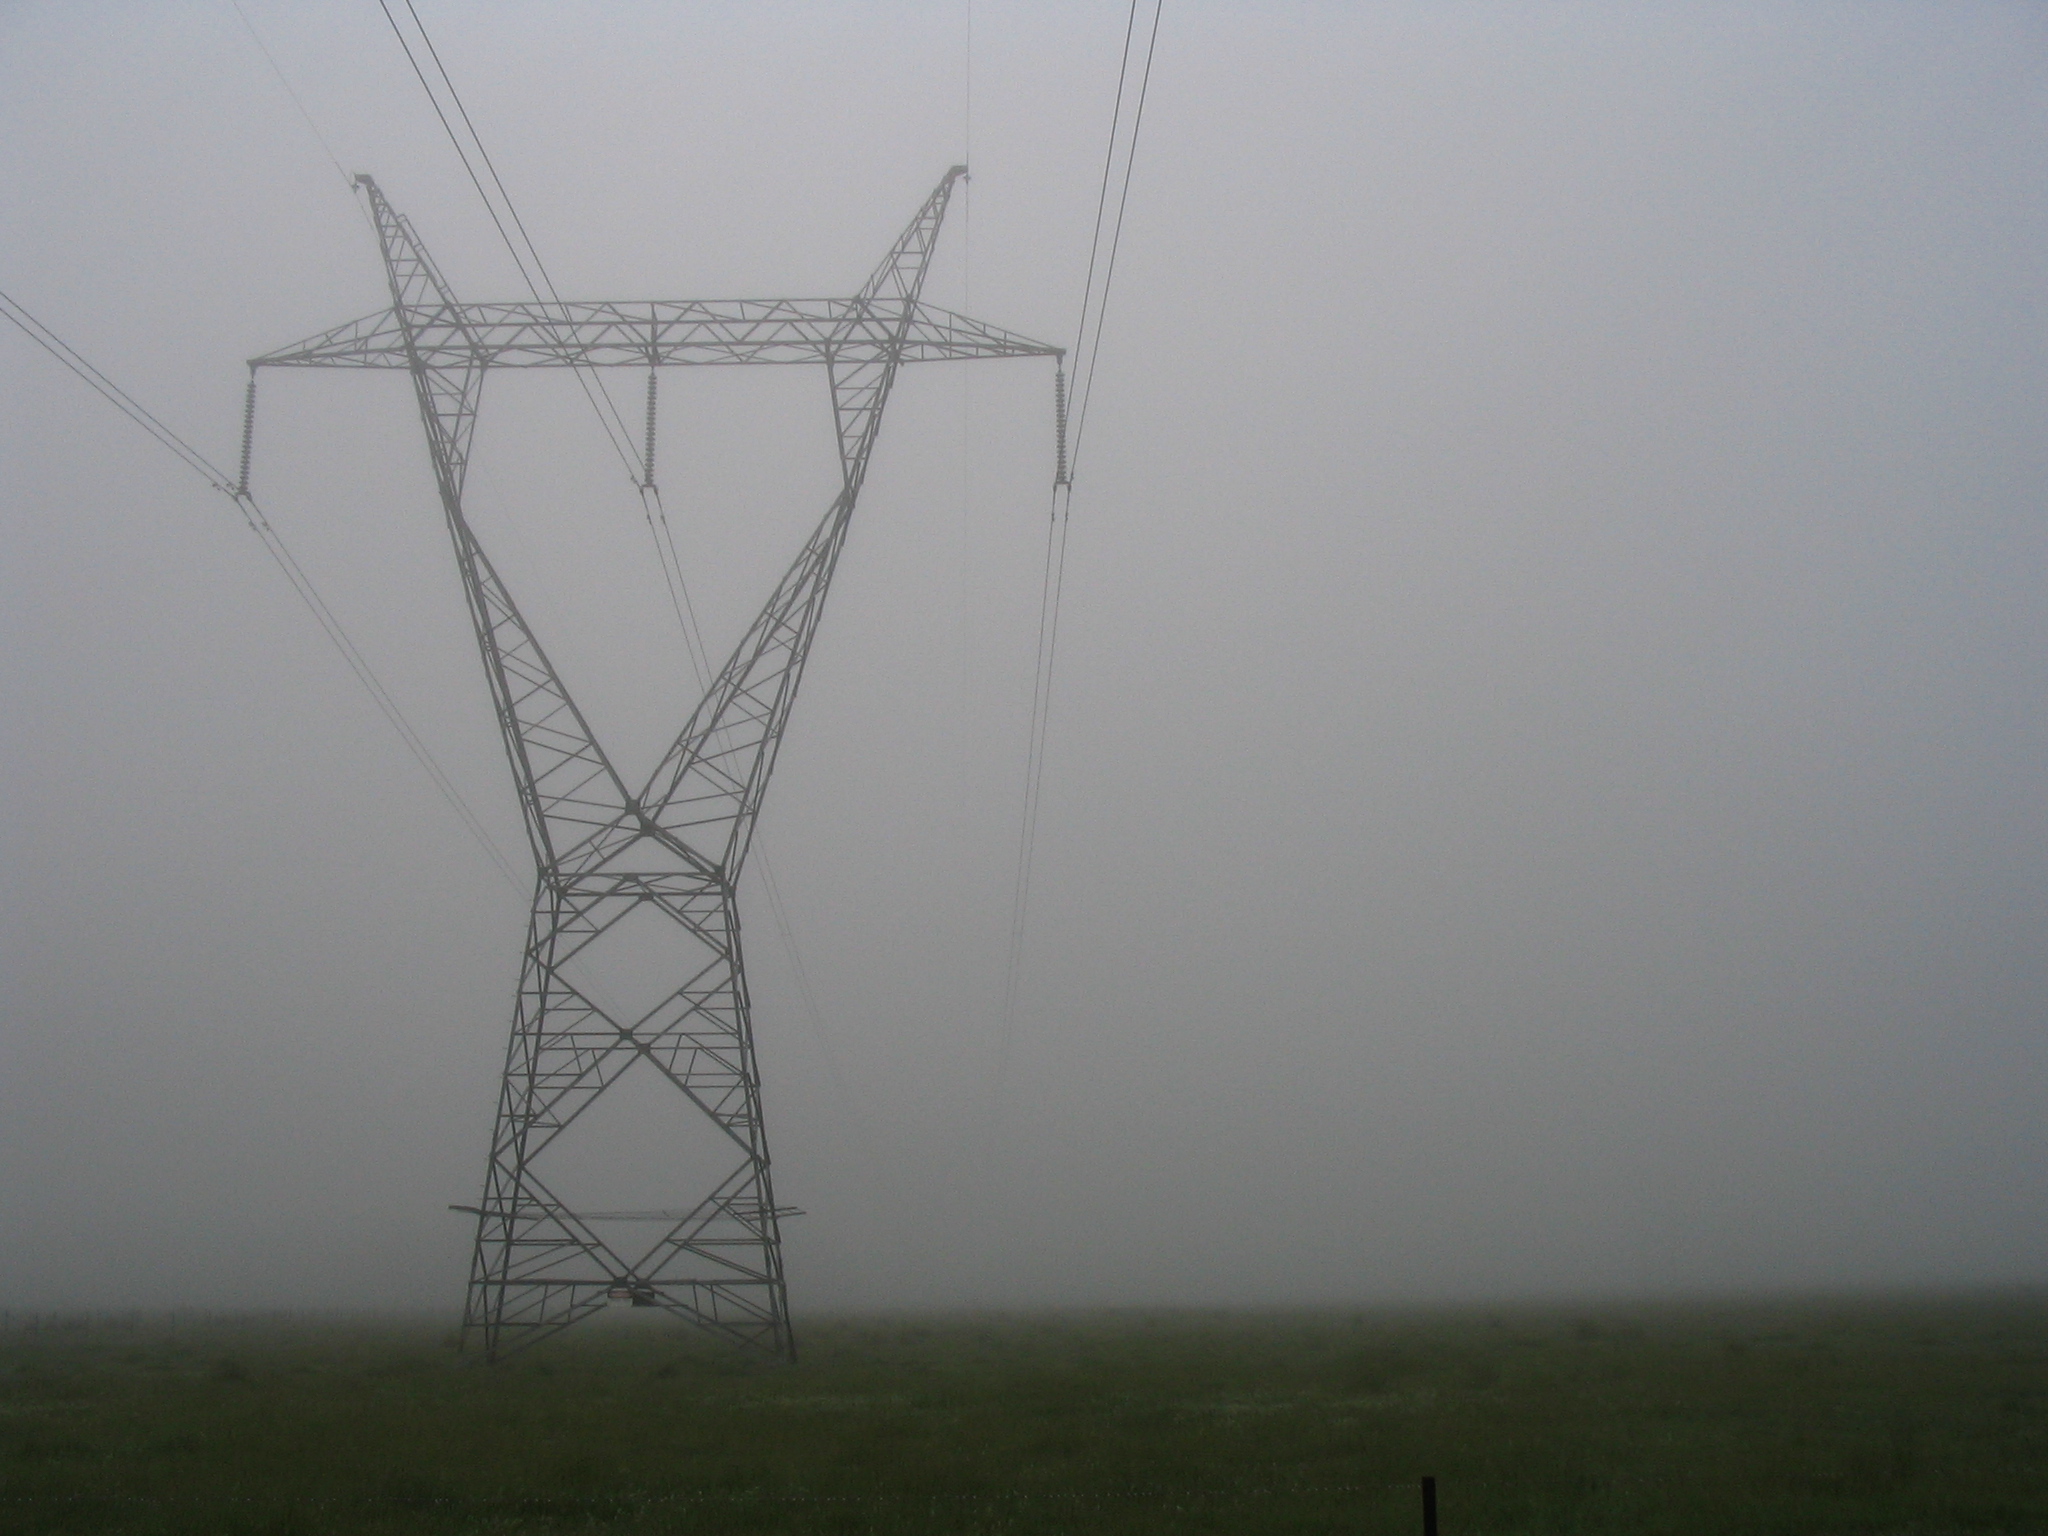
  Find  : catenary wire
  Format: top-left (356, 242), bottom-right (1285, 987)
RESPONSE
top-left (1063, 0), bottom-right (1142, 479)
top-left (1068, 0), bottom-right (1163, 476)
top-left (994, 0), bottom-right (1163, 1115)
top-left (0, 288), bottom-right (525, 892)
top-left (228, 0), bottom-right (360, 202)
top-left (374, 0), bottom-right (648, 487)
top-left (1004, 0), bottom-right (1163, 973)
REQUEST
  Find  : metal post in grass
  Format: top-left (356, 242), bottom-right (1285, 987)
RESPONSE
top-left (1422, 1476), bottom-right (1438, 1536)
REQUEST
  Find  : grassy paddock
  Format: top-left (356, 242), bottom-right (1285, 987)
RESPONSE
top-left (0, 1291), bottom-right (2043, 1534)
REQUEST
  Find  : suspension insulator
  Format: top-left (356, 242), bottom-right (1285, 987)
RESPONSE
top-left (1053, 364), bottom-right (1071, 488)
top-left (238, 371), bottom-right (259, 498)
top-left (642, 366), bottom-right (658, 492)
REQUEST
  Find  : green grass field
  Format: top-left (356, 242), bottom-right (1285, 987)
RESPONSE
top-left (2, 1292), bottom-right (2043, 1534)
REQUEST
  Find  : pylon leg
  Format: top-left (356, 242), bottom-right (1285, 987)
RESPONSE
top-left (461, 873), bottom-right (790, 1361)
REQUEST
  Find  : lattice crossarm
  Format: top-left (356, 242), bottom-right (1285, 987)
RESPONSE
top-left (902, 303), bottom-right (1066, 361)
top-left (249, 309), bottom-right (412, 368)
top-left (256, 298), bottom-right (1059, 372)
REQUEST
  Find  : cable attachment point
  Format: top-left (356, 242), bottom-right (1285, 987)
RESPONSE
top-left (1052, 364), bottom-right (1071, 489)
top-left (237, 370), bottom-right (259, 499)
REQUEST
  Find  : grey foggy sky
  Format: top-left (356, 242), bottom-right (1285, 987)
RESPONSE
top-left (2, 1), bottom-right (2045, 1314)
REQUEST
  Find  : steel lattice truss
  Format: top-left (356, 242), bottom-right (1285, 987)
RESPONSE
top-left (253, 167), bottom-right (1058, 1361)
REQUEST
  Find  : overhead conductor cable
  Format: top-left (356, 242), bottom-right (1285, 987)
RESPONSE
top-left (995, 0), bottom-right (1164, 1107)
top-left (0, 287), bottom-right (521, 892)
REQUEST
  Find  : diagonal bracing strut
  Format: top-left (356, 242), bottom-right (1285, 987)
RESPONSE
top-left (252, 168), bottom-right (1060, 1360)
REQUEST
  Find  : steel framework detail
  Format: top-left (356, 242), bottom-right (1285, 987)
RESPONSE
top-left (252, 167), bottom-right (1059, 1361)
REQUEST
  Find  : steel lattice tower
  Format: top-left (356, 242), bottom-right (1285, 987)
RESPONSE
top-left (251, 168), bottom-right (1060, 1360)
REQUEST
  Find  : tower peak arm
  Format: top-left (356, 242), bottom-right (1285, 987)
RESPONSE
top-left (853, 165), bottom-right (967, 310)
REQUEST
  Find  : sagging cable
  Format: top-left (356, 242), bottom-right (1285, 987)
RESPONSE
top-left (0, 286), bottom-right (521, 892)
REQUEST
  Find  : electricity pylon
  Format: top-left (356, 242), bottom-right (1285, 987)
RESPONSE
top-left (251, 167), bottom-right (1060, 1360)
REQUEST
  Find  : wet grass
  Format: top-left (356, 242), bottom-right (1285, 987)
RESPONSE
top-left (0, 1292), bottom-right (2043, 1533)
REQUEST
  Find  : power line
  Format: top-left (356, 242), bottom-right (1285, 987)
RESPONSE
top-left (994, 0), bottom-right (1163, 1123)
top-left (375, 0), bottom-right (648, 489)
top-left (2, 292), bottom-right (237, 496)
top-left (1067, 0), bottom-right (1163, 476)
top-left (0, 287), bottom-right (523, 892)
top-left (228, 0), bottom-right (358, 200)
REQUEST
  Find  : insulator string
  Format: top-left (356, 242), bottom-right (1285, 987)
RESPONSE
top-left (1053, 365), bottom-right (1072, 488)
top-left (642, 366), bottom-right (658, 491)
top-left (237, 371), bottom-right (258, 498)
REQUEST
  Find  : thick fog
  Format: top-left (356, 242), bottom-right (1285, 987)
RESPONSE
top-left (3, 2), bottom-right (2044, 1314)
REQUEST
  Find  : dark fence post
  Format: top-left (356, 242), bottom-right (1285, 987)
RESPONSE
top-left (1422, 1476), bottom-right (1438, 1536)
